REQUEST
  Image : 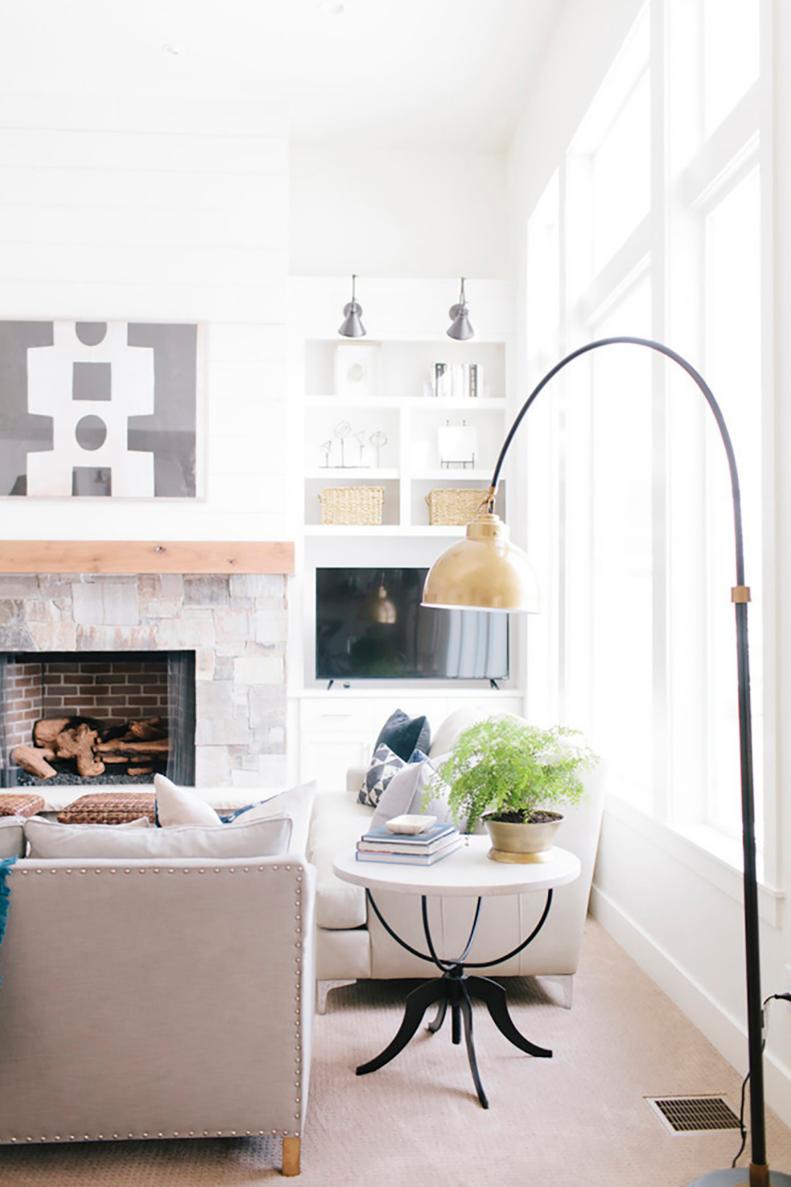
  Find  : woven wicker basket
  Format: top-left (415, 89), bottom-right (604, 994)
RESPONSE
top-left (425, 488), bottom-right (489, 526)
top-left (319, 485), bottom-right (384, 526)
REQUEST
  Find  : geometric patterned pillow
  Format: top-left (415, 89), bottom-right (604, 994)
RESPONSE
top-left (358, 744), bottom-right (427, 809)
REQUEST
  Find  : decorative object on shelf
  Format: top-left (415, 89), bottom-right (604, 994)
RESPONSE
top-left (353, 429), bottom-right (367, 465)
top-left (425, 487), bottom-right (489, 527)
top-left (446, 277), bottom-right (474, 341)
top-left (333, 419), bottom-right (352, 467)
top-left (430, 360), bottom-right (482, 399)
top-left (338, 273), bottom-right (366, 338)
top-left (369, 430), bottom-right (388, 468)
top-left (334, 340), bottom-right (381, 398)
top-left (438, 420), bottom-right (477, 470)
top-left (431, 718), bottom-right (595, 864)
top-left (319, 485), bottom-right (384, 526)
top-left (422, 335), bottom-right (788, 1187)
top-left (321, 439), bottom-right (333, 468)
top-left (0, 319), bottom-right (200, 498)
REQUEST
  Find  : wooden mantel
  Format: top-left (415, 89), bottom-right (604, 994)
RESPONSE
top-left (0, 541), bottom-right (295, 576)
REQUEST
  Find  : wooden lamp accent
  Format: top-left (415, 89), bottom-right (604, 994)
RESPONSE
top-left (0, 540), bottom-right (294, 575)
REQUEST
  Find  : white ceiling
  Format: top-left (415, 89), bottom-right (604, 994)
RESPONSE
top-left (0, 0), bottom-right (563, 151)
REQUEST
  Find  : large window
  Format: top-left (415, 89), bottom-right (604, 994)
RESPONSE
top-left (524, 0), bottom-right (768, 867)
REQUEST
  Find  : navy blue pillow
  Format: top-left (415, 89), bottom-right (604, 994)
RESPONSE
top-left (373, 709), bottom-right (430, 763)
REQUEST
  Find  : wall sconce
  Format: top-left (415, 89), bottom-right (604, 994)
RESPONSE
top-left (447, 277), bottom-right (474, 340)
top-left (338, 274), bottom-right (366, 338)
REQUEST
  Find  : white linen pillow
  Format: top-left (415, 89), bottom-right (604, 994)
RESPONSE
top-left (25, 815), bottom-right (292, 860)
top-left (154, 774), bottom-right (222, 827)
top-left (0, 817), bottom-right (26, 859)
top-left (370, 760), bottom-right (432, 830)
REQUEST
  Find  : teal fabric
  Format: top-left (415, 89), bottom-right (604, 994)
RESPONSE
top-left (0, 856), bottom-right (16, 948)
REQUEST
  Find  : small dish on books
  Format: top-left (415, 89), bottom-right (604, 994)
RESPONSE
top-left (385, 814), bottom-right (437, 835)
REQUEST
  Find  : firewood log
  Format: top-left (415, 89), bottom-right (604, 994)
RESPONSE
top-left (55, 724), bottom-right (105, 779)
top-left (95, 738), bottom-right (170, 756)
top-left (12, 745), bottom-right (57, 779)
top-left (32, 718), bottom-right (71, 749)
top-left (127, 767), bottom-right (154, 777)
top-left (126, 717), bottom-right (168, 742)
top-left (102, 755), bottom-right (129, 765)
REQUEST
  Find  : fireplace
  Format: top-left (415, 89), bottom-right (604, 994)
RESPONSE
top-left (0, 650), bottom-right (196, 787)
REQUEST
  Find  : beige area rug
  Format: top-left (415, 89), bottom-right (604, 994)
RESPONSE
top-left (3, 918), bottom-right (791, 1187)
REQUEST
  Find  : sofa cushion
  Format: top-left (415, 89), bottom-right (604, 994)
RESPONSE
top-left (25, 814), bottom-right (292, 860)
top-left (373, 709), bottom-right (430, 763)
top-left (58, 790), bottom-right (156, 825)
top-left (370, 758), bottom-right (433, 829)
top-left (310, 791), bottom-right (371, 929)
top-left (0, 817), bottom-right (25, 859)
top-left (0, 793), bottom-right (45, 819)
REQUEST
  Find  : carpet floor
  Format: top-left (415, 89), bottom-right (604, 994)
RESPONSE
top-left (2, 918), bottom-right (790, 1187)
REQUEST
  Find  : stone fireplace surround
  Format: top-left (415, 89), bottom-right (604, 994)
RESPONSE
top-left (0, 568), bottom-right (288, 790)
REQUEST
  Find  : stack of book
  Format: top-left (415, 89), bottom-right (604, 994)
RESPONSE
top-left (356, 822), bottom-right (462, 866)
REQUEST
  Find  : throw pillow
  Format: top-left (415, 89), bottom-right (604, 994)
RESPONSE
top-left (373, 709), bottom-right (431, 763)
top-left (0, 817), bottom-right (25, 860)
top-left (153, 774), bottom-right (222, 828)
top-left (358, 744), bottom-right (427, 809)
top-left (0, 793), bottom-right (45, 819)
top-left (370, 756), bottom-right (432, 830)
top-left (25, 814), bottom-right (292, 860)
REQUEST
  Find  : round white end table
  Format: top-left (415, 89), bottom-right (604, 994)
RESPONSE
top-left (333, 836), bottom-right (581, 1108)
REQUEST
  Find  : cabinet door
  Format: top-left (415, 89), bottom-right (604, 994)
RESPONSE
top-left (299, 702), bottom-right (377, 792)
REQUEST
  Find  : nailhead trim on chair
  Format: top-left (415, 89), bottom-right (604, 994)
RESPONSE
top-left (2, 863), bottom-right (306, 1145)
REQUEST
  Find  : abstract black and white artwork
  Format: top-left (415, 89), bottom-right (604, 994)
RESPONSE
top-left (0, 320), bottom-right (200, 498)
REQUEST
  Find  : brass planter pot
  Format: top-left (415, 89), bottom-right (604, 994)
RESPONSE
top-left (484, 812), bottom-right (563, 863)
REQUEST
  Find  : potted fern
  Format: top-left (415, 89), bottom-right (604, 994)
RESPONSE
top-left (433, 718), bottom-right (596, 863)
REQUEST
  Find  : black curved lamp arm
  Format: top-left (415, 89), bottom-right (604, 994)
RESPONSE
top-left (488, 335), bottom-right (765, 1174)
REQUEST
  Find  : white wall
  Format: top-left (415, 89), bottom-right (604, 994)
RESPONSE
top-left (0, 94), bottom-right (292, 541)
top-left (289, 145), bottom-right (511, 279)
top-left (508, 0), bottom-right (791, 1128)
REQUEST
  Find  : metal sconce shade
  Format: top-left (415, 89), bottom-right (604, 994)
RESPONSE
top-left (422, 513), bottom-right (540, 612)
top-left (447, 277), bottom-right (474, 340)
top-left (339, 274), bottom-right (366, 337)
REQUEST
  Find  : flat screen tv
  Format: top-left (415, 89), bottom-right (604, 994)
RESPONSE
top-left (315, 567), bottom-right (509, 681)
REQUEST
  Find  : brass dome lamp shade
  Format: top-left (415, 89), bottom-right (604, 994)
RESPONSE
top-left (422, 336), bottom-right (786, 1187)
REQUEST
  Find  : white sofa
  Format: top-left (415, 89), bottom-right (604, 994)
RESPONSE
top-left (309, 731), bottom-right (604, 1013)
top-left (0, 799), bottom-right (316, 1176)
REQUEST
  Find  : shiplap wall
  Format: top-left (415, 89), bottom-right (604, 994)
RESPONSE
top-left (0, 95), bottom-right (291, 540)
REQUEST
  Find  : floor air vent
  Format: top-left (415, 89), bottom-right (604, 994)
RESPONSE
top-left (646, 1095), bottom-right (742, 1135)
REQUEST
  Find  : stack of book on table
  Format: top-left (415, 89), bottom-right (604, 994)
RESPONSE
top-left (356, 822), bottom-right (462, 865)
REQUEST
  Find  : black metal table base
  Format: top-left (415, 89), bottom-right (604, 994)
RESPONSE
top-left (355, 888), bottom-right (554, 1108)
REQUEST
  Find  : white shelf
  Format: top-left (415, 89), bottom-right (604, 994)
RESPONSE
top-left (304, 524), bottom-right (467, 538)
top-left (305, 394), bottom-right (507, 410)
top-left (408, 468), bottom-right (493, 481)
top-left (305, 468), bottom-right (399, 480)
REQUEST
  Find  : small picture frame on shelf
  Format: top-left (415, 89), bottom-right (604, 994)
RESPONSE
top-left (438, 421), bottom-right (477, 470)
top-left (334, 342), bottom-right (381, 399)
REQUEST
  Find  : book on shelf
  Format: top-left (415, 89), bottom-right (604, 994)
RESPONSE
top-left (355, 838), bottom-right (463, 866)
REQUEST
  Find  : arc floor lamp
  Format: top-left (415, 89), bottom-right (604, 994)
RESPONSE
top-left (422, 336), bottom-right (789, 1187)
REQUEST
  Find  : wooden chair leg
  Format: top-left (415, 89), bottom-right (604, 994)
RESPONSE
top-left (282, 1135), bottom-right (301, 1177)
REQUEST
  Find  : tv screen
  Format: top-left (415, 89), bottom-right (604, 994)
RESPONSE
top-left (315, 567), bottom-right (509, 681)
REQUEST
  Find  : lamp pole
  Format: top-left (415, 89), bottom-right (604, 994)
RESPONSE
top-left (435, 337), bottom-right (785, 1187)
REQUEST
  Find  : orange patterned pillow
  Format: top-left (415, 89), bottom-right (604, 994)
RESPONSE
top-left (0, 792), bottom-right (45, 818)
top-left (58, 791), bottom-right (156, 825)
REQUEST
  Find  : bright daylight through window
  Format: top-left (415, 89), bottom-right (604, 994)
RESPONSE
top-left (524, 0), bottom-right (767, 868)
